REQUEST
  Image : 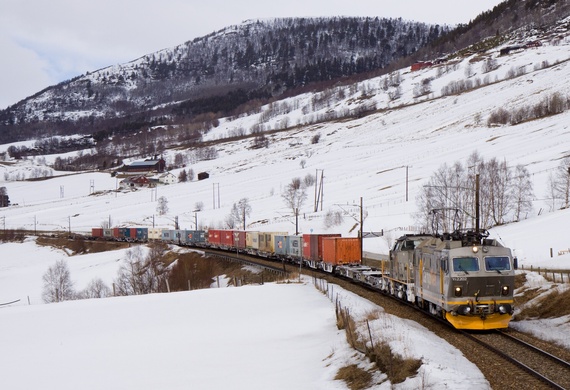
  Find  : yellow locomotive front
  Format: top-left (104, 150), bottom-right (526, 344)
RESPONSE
top-left (419, 231), bottom-right (516, 330)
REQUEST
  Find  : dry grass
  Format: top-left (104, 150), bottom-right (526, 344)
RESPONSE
top-left (516, 288), bottom-right (570, 319)
top-left (36, 235), bottom-right (130, 254)
top-left (334, 303), bottom-right (422, 386)
top-left (368, 342), bottom-right (422, 384)
top-left (335, 365), bottom-right (373, 390)
top-left (514, 270), bottom-right (570, 320)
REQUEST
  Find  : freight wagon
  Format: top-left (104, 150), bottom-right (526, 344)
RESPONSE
top-left (303, 233), bottom-right (341, 268)
top-left (321, 237), bottom-right (361, 272)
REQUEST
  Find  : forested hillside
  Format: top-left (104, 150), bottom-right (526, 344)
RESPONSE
top-left (0, 17), bottom-right (447, 143)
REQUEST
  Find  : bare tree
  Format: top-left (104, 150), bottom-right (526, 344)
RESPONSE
top-left (114, 246), bottom-right (146, 296)
top-left (553, 157), bottom-right (570, 209)
top-left (282, 177), bottom-right (307, 215)
top-left (79, 278), bottom-right (112, 299)
top-left (114, 245), bottom-right (170, 296)
top-left (157, 196), bottom-right (169, 215)
top-left (100, 216), bottom-right (113, 229)
top-left (224, 214), bottom-right (237, 229)
top-left (42, 259), bottom-right (75, 303)
top-left (323, 209), bottom-right (344, 228)
top-left (487, 158), bottom-right (512, 225)
top-left (415, 153), bottom-right (532, 231)
top-left (229, 198), bottom-right (252, 230)
top-left (511, 164), bottom-right (534, 221)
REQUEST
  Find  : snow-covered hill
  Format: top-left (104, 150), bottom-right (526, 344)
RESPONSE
top-left (2, 32), bottom-right (570, 267)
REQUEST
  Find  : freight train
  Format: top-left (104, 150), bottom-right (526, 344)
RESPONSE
top-left (91, 226), bottom-right (516, 330)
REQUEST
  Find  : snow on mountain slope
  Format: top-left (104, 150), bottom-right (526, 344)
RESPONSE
top-left (1, 36), bottom-right (570, 267)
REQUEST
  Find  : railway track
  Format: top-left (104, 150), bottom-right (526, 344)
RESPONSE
top-left (462, 330), bottom-right (570, 389)
top-left (203, 250), bottom-right (289, 276)
top-left (222, 254), bottom-right (570, 389)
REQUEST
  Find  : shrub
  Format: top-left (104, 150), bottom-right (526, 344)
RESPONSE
top-left (487, 107), bottom-right (510, 126)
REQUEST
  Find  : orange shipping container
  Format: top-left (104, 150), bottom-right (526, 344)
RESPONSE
top-left (322, 237), bottom-right (361, 265)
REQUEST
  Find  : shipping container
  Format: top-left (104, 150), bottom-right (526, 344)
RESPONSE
top-left (164, 229), bottom-right (187, 243)
top-left (246, 231), bottom-right (259, 250)
top-left (232, 231), bottom-right (247, 249)
top-left (91, 228), bottom-right (104, 238)
top-left (103, 229), bottom-right (114, 238)
top-left (161, 229), bottom-right (175, 242)
top-left (302, 234), bottom-right (341, 265)
top-left (207, 229), bottom-right (223, 246)
top-left (114, 227), bottom-right (131, 240)
top-left (322, 237), bottom-right (361, 266)
top-left (274, 235), bottom-right (288, 256)
top-left (220, 230), bottom-right (235, 248)
top-left (286, 236), bottom-right (303, 259)
top-left (181, 230), bottom-right (206, 244)
top-left (135, 228), bottom-right (148, 241)
top-left (259, 232), bottom-right (287, 254)
top-left (148, 228), bottom-right (163, 240)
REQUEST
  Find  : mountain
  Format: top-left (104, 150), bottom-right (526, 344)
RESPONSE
top-left (0, 17), bottom-right (449, 144)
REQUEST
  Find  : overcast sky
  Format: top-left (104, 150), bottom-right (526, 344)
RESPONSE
top-left (0, 0), bottom-right (505, 110)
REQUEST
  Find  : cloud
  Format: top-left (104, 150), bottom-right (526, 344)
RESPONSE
top-left (0, 35), bottom-right (54, 109)
top-left (0, 0), bottom-right (505, 109)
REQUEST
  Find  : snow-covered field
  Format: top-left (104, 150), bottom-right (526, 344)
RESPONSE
top-left (0, 240), bottom-right (491, 390)
top-left (2, 29), bottom-right (570, 389)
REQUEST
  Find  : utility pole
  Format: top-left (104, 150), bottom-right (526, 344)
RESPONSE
top-left (295, 208), bottom-right (299, 235)
top-left (359, 197), bottom-right (363, 262)
top-left (314, 169), bottom-right (324, 212)
top-left (475, 174), bottom-right (480, 235)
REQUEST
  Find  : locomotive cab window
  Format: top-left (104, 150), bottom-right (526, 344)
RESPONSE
top-left (452, 257), bottom-right (479, 273)
top-left (485, 256), bottom-right (511, 272)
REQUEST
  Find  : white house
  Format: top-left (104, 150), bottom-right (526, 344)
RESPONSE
top-left (158, 172), bottom-right (177, 185)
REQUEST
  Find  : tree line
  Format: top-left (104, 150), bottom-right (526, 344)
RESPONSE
top-left (415, 152), bottom-right (534, 233)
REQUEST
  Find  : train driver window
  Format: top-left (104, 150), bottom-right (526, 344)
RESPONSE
top-left (452, 257), bottom-right (479, 273)
top-left (485, 256), bottom-right (511, 271)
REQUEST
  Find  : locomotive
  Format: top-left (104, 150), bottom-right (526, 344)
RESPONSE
top-left (379, 230), bottom-right (516, 330)
top-left (90, 226), bottom-right (515, 330)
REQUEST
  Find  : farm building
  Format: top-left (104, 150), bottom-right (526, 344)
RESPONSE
top-left (411, 61), bottom-right (433, 71)
top-left (119, 175), bottom-right (153, 189)
top-left (122, 156), bottom-right (166, 174)
top-left (158, 172), bottom-right (177, 185)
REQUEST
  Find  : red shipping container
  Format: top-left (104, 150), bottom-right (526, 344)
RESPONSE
top-left (207, 229), bottom-right (223, 246)
top-left (92, 228), bottom-right (104, 238)
top-left (220, 230), bottom-right (235, 247)
top-left (302, 234), bottom-right (341, 261)
top-left (232, 231), bottom-right (247, 249)
top-left (322, 237), bottom-right (361, 265)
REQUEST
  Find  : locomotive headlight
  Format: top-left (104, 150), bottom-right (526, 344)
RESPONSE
top-left (498, 304), bottom-right (512, 314)
top-left (458, 305), bottom-right (471, 315)
top-left (501, 285), bottom-right (510, 296)
top-left (454, 286), bottom-right (463, 297)
top-left (472, 246), bottom-right (479, 253)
